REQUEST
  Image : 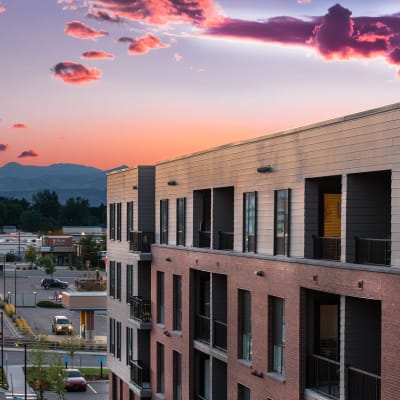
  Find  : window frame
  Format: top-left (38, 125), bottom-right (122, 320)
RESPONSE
top-left (160, 199), bottom-right (169, 244)
top-left (157, 271), bottom-right (165, 324)
top-left (274, 189), bottom-right (291, 256)
top-left (176, 197), bottom-right (186, 246)
top-left (173, 275), bottom-right (182, 331)
top-left (243, 192), bottom-right (257, 253)
top-left (238, 289), bottom-right (252, 361)
top-left (269, 296), bottom-right (286, 375)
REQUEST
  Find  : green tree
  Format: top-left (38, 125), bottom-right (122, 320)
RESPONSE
top-left (27, 335), bottom-right (48, 400)
top-left (79, 234), bottom-right (103, 267)
top-left (32, 190), bottom-right (60, 220)
top-left (19, 209), bottom-right (43, 232)
top-left (25, 246), bottom-right (37, 267)
top-left (61, 197), bottom-right (90, 226)
top-left (36, 255), bottom-right (56, 276)
top-left (61, 336), bottom-right (81, 368)
top-left (47, 353), bottom-right (66, 400)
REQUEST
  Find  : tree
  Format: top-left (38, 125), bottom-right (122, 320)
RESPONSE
top-left (27, 334), bottom-right (48, 400)
top-left (25, 246), bottom-right (37, 267)
top-left (47, 353), bottom-right (66, 400)
top-left (32, 190), bottom-right (60, 220)
top-left (79, 234), bottom-right (103, 267)
top-left (19, 209), bottom-right (43, 232)
top-left (61, 197), bottom-right (90, 226)
top-left (36, 255), bottom-right (56, 276)
top-left (61, 336), bottom-right (81, 368)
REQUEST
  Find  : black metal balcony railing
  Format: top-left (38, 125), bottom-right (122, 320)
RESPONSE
top-left (195, 314), bottom-right (210, 344)
top-left (313, 236), bottom-right (341, 261)
top-left (355, 237), bottom-right (391, 266)
top-left (218, 231), bottom-right (233, 250)
top-left (129, 296), bottom-right (152, 322)
top-left (198, 231), bottom-right (211, 248)
top-left (213, 319), bottom-right (227, 351)
top-left (307, 354), bottom-right (340, 399)
top-left (129, 231), bottom-right (155, 253)
top-left (130, 360), bottom-right (150, 389)
top-left (348, 366), bottom-right (381, 400)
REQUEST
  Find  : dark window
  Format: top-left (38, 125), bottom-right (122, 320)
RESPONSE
top-left (176, 198), bottom-right (186, 246)
top-left (126, 264), bottom-right (133, 303)
top-left (238, 289), bottom-right (252, 361)
top-left (116, 202), bottom-right (122, 241)
top-left (109, 261), bottom-right (115, 298)
top-left (126, 327), bottom-right (133, 366)
top-left (109, 318), bottom-right (115, 355)
top-left (173, 351), bottom-right (182, 400)
top-left (116, 321), bottom-right (121, 360)
top-left (109, 203), bottom-right (115, 240)
top-left (274, 189), bottom-right (290, 256)
top-left (238, 383), bottom-right (251, 400)
top-left (126, 201), bottom-right (134, 241)
top-left (116, 262), bottom-right (121, 301)
top-left (157, 271), bottom-right (165, 324)
top-left (160, 199), bottom-right (169, 244)
top-left (243, 192), bottom-right (257, 252)
top-left (129, 389), bottom-right (135, 400)
top-left (157, 342), bottom-right (165, 394)
top-left (269, 296), bottom-right (285, 375)
top-left (173, 275), bottom-right (182, 331)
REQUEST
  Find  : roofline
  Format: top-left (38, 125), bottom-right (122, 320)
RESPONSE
top-left (155, 102), bottom-right (400, 166)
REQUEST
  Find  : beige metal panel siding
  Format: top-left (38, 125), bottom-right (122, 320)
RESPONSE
top-left (392, 168), bottom-right (400, 267)
top-left (155, 105), bottom-right (400, 258)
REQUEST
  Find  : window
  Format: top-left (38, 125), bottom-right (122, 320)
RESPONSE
top-left (109, 318), bottom-right (115, 355)
top-left (176, 198), bottom-right (186, 246)
top-left (109, 261), bottom-right (115, 298)
top-left (116, 202), bottom-right (122, 241)
top-left (173, 351), bottom-right (182, 400)
top-left (157, 342), bottom-right (165, 394)
top-left (269, 296), bottom-right (285, 375)
top-left (116, 321), bottom-right (121, 360)
top-left (116, 262), bottom-right (121, 301)
top-left (160, 199), bottom-right (169, 244)
top-left (157, 271), bottom-right (165, 324)
top-left (126, 327), bottom-right (133, 366)
top-left (238, 383), bottom-right (251, 400)
top-left (274, 189), bottom-right (290, 256)
top-left (126, 201), bottom-right (134, 241)
top-left (243, 192), bottom-right (257, 252)
top-left (109, 203), bottom-right (115, 240)
top-left (126, 264), bottom-right (133, 303)
top-left (238, 289), bottom-right (252, 361)
top-left (173, 275), bottom-right (182, 331)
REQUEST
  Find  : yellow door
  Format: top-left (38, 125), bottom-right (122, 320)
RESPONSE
top-left (323, 194), bottom-right (341, 238)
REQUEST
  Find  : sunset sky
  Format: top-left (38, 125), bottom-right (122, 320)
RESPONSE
top-left (1, 0), bottom-right (400, 170)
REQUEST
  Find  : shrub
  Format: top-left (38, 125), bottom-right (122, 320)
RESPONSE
top-left (4, 303), bottom-right (15, 317)
top-left (36, 300), bottom-right (63, 308)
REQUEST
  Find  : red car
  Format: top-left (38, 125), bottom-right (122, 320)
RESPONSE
top-left (65, 369), bottom-right (87, 391)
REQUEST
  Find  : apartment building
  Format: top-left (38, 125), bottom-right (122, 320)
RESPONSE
top-left (107, 103), bottom-right (400, 400)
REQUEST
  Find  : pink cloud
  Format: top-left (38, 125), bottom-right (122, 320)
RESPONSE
top-left (118, 34), bottom-right (168, 55)
top-left (81, 50), bottom-right (115, 59)
top-left (12, 123), bottom-right (27, 129)
top-left (0, 7), bottom-right (6, 13)
top-left (174, 53), bottom-right (183, 62)
top-left (65, 21), bottom-right (108, 39)
top-left (0, 144), bottom-right (8, 151)
top-left (87, 10), bottom-right (122, 23)
top-left (51, 62), bottom-right (101, 85)
top-left (205, 4), bottom-right (400, 76)
top-left (18, 150), bottom-right (38, 158)
top-left (88, 0), bottom-right (223, 27)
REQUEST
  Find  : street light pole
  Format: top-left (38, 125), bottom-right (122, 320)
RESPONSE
top-left (1, 311), bottom-right (3, 386)
top-left (24, 343), bottom-right (27, 400)
top-left (14, 263), bottom-right (17, 314)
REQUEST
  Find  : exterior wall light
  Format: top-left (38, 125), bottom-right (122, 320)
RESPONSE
top-left (167, 180), bottom-right (178, 186)
top-left (257, 165), bottom-right (273, 173)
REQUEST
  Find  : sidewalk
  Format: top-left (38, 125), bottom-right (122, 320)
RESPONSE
top-left (4, 365), bottom-right (37, 399)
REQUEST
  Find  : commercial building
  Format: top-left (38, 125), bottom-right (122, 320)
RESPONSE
top-left (107, 103), bottom-right (400, 400)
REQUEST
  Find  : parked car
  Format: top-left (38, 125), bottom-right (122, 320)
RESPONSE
top-left (52, 315), bottom-right (74, 335)
top-left (65, 369), bottom-right (87, 391)
top-left (40, 278), bottom-right (68, 289)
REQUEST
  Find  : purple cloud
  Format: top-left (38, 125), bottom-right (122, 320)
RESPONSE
top-left (18, 150), bottom-right (38, 158)
top-left (0, 144), bottom-right (8, 151)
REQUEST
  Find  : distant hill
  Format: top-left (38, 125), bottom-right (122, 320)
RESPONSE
top-left (0, 162), bottom-right (128, 206)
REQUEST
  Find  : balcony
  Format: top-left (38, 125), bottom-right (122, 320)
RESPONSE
top-left (218, 231), bottom-right (233, 251)
top-left (307, 354), bottom-right (340, 399)
top-left (355, 237), bottom-right (391, 266)
top-left (313, 236), bottom-right (341, 261)
top-left (129, 231), bottom-right (154, 253)
top-left (348, 366), bottom-right (381, 400)
top-left (130, 360), bottom-right (151, 390)
top-left (129, 296), bottom-right (151, 321)
top-left (195, 314), bottom-right (210, 344)
top-left (213, 319), bottom-right (227, 351)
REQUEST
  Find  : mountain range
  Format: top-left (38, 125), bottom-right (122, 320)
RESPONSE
top-left (0, 162), bottom-right (128, 206)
